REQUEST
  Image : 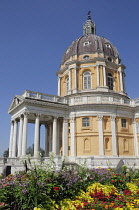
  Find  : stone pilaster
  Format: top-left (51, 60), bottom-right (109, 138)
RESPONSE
top-left (103, 65), bottom-right (106, 86)
top-left (132, 119), bottom-right (139, 157)
top-left (98, 115), bottom-right (104, 156)
top-left (96, 65), bottom-right (100, 86)
top-left (70, 117), bottom-right (75, 156)
top-left (110, 116), bottom-right (118, 157)
top-left (62, 118), bottom-right (68, 156)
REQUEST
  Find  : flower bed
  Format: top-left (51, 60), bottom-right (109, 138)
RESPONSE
top-left (1, 161), bottom-right (139, 210)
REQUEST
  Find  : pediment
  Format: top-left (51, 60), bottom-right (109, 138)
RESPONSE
top-left (8, 96), bottom-right (23, 113)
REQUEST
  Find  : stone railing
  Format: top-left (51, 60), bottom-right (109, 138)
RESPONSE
top-left (68, 95), bottom-right (131, 106)
top-left (132, 98), bottom-right (139, 106)
top-left (22, 90), bottom-right (68, 104)
top-left (22, 90), bottom-right (139, 107)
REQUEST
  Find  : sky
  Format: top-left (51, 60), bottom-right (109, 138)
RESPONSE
top-left (0, 0), bottom-right (139, 156)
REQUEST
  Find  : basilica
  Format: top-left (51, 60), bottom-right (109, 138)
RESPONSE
top-left (2, 13), bottom-right (139, 173)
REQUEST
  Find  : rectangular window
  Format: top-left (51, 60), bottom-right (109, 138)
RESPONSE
top-left (121, 119), bottom-right (126, 128)
top-left (82, 117), bottom-right (90, 127)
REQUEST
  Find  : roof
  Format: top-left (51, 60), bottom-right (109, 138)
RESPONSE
top-left (61, 34), bottom-right (120, 64)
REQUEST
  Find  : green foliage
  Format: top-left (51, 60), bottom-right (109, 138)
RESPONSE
top-left (1, 163), bottom-right (139, 209)
top-left (3, 148), bottom-right (9, 157)
top-left (26, 144), bottom-right (45, 157)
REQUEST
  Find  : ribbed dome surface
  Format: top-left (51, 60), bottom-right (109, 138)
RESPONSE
top-left (61, 34), bottom-right (120, 64)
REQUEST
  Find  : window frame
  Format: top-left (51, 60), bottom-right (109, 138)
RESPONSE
top-left (121, 119), bottom-right (126, 128)
top-left (107, 72), bottom-right (114, 90)
top-left (66, 76), bottom-right (69, 92)
top-left (82, 117), bottom-right (90, 127)
top-left (83, 71), bottom-right (91, 90)
top-left (83, 42), bottom-right (90, 47)
top-left (83, 55), bottom-right (90, 60)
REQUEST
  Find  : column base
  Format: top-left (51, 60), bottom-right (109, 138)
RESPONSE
top-left (97, 86), bottom-right (108, 92)
top-left (113, 155), bottom-right (118, 158)
top-left (72, 89), bottom-right (77, 94)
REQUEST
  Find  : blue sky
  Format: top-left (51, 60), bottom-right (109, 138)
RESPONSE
top-left (0, 0), bottom-right (139, 155)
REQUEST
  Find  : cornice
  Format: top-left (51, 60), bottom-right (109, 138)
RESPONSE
top-left (24, 98), bottom-right (68, 109)
top-left (57, 57), bottom-right (124, 75)
top-left (68, 103), bottom-right (134, 112)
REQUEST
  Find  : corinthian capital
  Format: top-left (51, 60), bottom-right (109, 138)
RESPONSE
top-left (70, 117), bottom-right (75, 123)
top-left (98, 115), bottom-right (103, 121)
top-left (110, 116), bottom-right (116, 121)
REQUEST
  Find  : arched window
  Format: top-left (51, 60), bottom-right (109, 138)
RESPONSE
top-left (66, 76), bottom-right (69, 92)
top-left (107, 73), bottom-right (113, 90)
top-left (83, 71), bottom-right (91, 89)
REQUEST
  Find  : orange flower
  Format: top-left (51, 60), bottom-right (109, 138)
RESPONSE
top-left (104, 205), bottom-right (109, 209)
top-left (109, 202), bottom-right (115, 207)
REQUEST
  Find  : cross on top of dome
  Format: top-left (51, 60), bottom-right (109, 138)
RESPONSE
top-left (87, 11), bottom-right (92, 20)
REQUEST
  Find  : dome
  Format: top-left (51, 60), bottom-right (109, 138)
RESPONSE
top-left (61, 12), bottom-right (120, 65)
top-left (61, 34), bottom-right (120, 64)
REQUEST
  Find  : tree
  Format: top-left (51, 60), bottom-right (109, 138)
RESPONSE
top-left (3, 145), bottom-right (45, 157)
top-left (26, 144), bottom-right (45, 157)
top-left (3, 148), bottom-right (9, 157)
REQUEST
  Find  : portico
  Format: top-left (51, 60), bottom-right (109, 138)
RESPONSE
top-left (8, 106), bottom-right (69, 158)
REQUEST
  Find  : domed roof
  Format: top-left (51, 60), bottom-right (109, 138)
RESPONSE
top-left (61, 12), bottom-right (120, 64)
top-left (61, 35), bottom-right (120, 64)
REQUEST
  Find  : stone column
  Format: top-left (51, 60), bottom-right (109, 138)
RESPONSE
top-left (103, 65), bottom-right (106, 86)
top-left (17, 116), bottom-right (24, 157)
top-left (52, 117), bottom-right (57, 154)
top-left (96, 65), bottom-right (100, 86)
top-left (119, 69), bottom-right (123, 92)
top-left (57, 119), bottom-right (60, 155)
top-left (49, 123), bottom-right (52, 153)
top-left (123, 72), bottom-right (126, 92)
top-left (110, 116), bottom-right (118, 156)
top-left (34, 114), bottom-right (41, 157)
top-left (132, 119), bottom-right (139, 157)
top-left (9, 121), bottom-right (14, 158)
top-left (70, 117), bottom-right (75, 156)
top-left (62, 118), bottom-right (68, 156)
top-left (12, 120), bottom-right (18, 158)
top-left (98, 115), bottom-right (104, 156)
top-left (22, 113), bottom-right (28, 156)
top-left (45, 124), bottom-right (49, 157)
top-left (58, 76), bottom-right (61, 96)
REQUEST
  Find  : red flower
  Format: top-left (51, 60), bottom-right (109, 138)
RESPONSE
top-left (123, 189), bottom-right (132, 195)
top-left (111, 180), bottom-right (115, 183)
top-left (53, 187), bottom-right (59, 191)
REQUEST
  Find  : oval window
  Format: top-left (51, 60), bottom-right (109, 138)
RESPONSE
top-left (83, 55), bottom-right (90, 60)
